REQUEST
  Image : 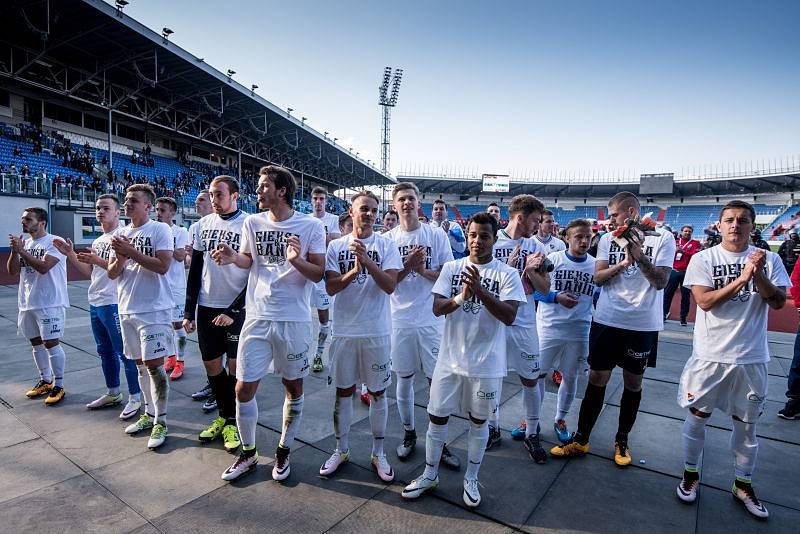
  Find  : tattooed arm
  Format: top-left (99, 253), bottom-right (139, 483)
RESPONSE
top-left (637, 254), bottom-right (671, 290)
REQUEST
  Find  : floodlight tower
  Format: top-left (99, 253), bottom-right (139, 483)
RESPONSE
top-left (378, 67), bottom-right (403, 175)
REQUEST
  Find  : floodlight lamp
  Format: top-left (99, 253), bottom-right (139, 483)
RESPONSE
top-left (162, 28), bottom-right (173, 37)
top-left (226, 69), bottom-right (236, 78)
top-left (251, 84), bottom-right (258, 91)
top-left (115, 0), bottom-right (129, 7)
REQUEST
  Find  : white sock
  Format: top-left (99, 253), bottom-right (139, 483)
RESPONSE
top-left (236, 397), bottom-right (258, 449)
top-left (523, 382), bottom-right (542, 438)
top-left (317, 322), bottom-right (330, 355)
top-left (32, 345), bottom-right (52, 382)
top-left (465, 422), bottom-right (489, 480)
top-left (360, 384), bottom-right (368, 396)
top-left (396, 374), bottom-right (415, 432)
top-left (556, 372), bottom-right (578, 422)
top-left (370, 393), bottom-right (388, 456)
top-left (279, 395), bottom-right (304, 449)
top-left (147, 366), bottom-right (169, 425)
top-left (137, 364), bottom-right (153, 416)
top-left (731, 419), bottom-right (758, 482)
top-left (682, 412), bottom-right (708, 471)
top-left (423, 421), bottom-right (448, 479)
top-left (334, 395), bottom-right (353, 452)
top-left (46, 345), bottom-right (66, 387)
top-left (488, 402), bottom-right (500, 429)
top-left (175, 328), bottom-right (187, 362)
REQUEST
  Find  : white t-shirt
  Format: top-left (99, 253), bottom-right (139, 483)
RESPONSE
top-left (432, 257), bottom-right (527, 378)
top-left (193, 211), bottom-right (249, 308)
top-left (493, 229), bottom-right (545, 329)
top-left (315, 211), bottom-right (341, 238)
top-left (386, 223), bottom-right (454, 328)
top-left (88, 223), bottom-right (124, 307)
top-left (165, 225), bottom-right (189, 302)
top-left (18, 233), bottom-right (69, 311)
top-left (325, 232), bottom-right (403, 337)
top-left (188, 221), bottom-right (200, 247)
top-left (595, 228), bottom-right (676, 331)
top-left (534, 234), bottom-right (567, 255)
top-left (240, 211), bottom-right (326, 321)
top-left (537, 251), bottom-right (596, 339)
top-left (113, 219), bottom-right (175, 315)
top-left (683, 245), bottom-right (790, 364)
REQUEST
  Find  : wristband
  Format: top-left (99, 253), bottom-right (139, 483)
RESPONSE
top-left (453, 294), bottom-right (465, 306)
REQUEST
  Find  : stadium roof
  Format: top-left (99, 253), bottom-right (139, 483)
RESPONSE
top-left (0, 0), bottom-right (393, 189)
top-left (401, 169), bottom-right (800, 200)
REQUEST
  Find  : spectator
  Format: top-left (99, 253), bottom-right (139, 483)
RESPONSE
top-left (751, 229), bottom-right (771, 251)
top-left (429, 199), bottom-right (466, 259)
top-left (781, 259), bottom-right (800, 420)
top-left (778, 232), bottom-right (800, 273)
top-left (663, 225), bottom-right (701, 325)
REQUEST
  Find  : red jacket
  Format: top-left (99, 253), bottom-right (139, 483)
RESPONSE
top-left (673, 238), bottom-right (702, 272)
top-left (790, 258), bottom-right (800, 303)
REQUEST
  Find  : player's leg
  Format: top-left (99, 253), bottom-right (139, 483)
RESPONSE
top-left (122, 314), bottom-right (155, 435)
top-left (312, 287), bottom-right (330, 372)
top-left (21, 308), bottom-right (53, 398)
top-left (392, 327), bottom-right (418, 459)
top-left (320, 337), bottom-right (356, 476)
top-left (551, 322), bottom-right (613, 457)
top-left (730, 363), bottom-right (769, 519)
top-left (271, 321), bottom-right (312, 481)
top-left (614, 330), bottom-right (656, 466)
top-left (169, 305), bottom-right (187, 379)
top-left (364, 336), bottom-right (393, 481)
top-left (197, 307), bottom-right (233, 447)
top-left (222, 318), bottom-right (268, 481)
top-left (87, 305), bottom-right (121, 407)
top-left (677, 271), bottom-right (690, 325)
top-left (402, 365), bottom-right (458, 500)
top-left (139, 313), bottom-right (173, 449)
top-left (552, 338), bottom-right (587, 443)
top-left (462, 376), bottom-right (501, 508)
top-left (41, 308), bottom-right (67, 406)
top-left (107, 305), bottom-right (142, 419)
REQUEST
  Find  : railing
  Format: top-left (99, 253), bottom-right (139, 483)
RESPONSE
top-left (0, 173), bottom-right (51, 197)
top-left (398, 158), bottom-right (800, 185)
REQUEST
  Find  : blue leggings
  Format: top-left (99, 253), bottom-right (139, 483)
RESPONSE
top-left (90, 304), bottom-right (140, 395)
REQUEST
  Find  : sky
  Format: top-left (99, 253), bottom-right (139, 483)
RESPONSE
top-left (109, 0), bottom-right (800, 178)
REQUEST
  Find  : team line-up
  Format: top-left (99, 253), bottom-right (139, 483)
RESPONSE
top-left (8, 166), bottom-right (788, 520)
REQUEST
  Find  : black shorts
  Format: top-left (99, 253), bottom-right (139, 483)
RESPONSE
top-left (587, 321), bottom-right (658, 375)
top-left (197, 305), bottom-right (245, 362)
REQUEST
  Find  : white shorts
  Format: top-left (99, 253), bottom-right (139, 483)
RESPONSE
top-left (328, 335), bottom-right (392, 392)
top-left (427, 364), bottom-right (502, 421)
top-left (678, 359), bottom-right (768, 423)
top-left (120, 310), bottom-right (174, 361)
top-left (391, 324), bottom-right (442, 378)
top-left (313, 281), bottom-right (330, 310)
top-left (17, 307), bottom-right (66, 341)
top-left (539, 336), bottom-right (589, 378)
top-left (171, 303), bottom-right (185, 324)
top-left (506, 325), bottom-right (540, 380)
top-left (237, 319), bottom-right (312, 382)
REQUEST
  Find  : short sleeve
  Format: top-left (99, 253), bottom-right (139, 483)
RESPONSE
top-left (432, 261), bottom-right (454, 297)
top-left (597, 234), bottom-right (610, 262)
top-left (239, 218), bottom-right (252, 256)
top-left (176, 227), bottom-right (190, 249)
top-left (654, 232), bottom-right (676, 268)
top-left (325, 239), bottom-right (340, 273)
top-left (308, 221), bottom-right (327, 255)
top-left (155, 224), bottom-right (174, 252)
top-left (683, 252), bottom-right (712, 289)
top-left (46, 238), bottom-right (66, 263)
top-left (769, 253), bottom-right (792, 288)
top-left (382, 239), bottom-right (403, 271)
top-left (191, 223), bottom-right (203, 252)
top-left (500, 266), bottom-right (527, 303)
top-left (435, 228), bottom-right (455, 267)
